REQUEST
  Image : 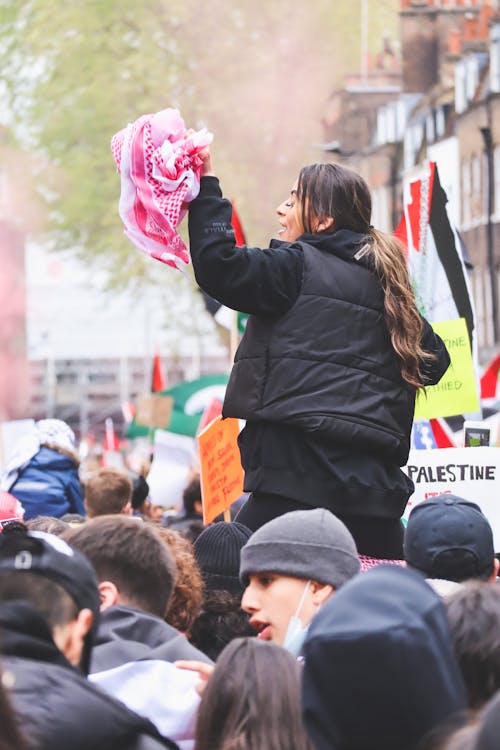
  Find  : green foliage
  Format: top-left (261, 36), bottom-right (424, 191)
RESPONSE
top-left (1, 0), bottom-right (185, 278)
top-left (0, 0), bottom-right (398, 284)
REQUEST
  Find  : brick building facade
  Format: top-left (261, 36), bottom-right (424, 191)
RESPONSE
top-left (321, 0), bottom-right (500, 357)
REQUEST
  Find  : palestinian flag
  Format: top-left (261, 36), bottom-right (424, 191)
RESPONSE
top-left (395, 161), bottom-right (476, 350)
top-left (480, 353), bottom-right (500, 401)
top-left (397, 161), bottom-right (480, 444)
top-left (127, 374), bottom-right (229, 439)
top-left (151, 352), bottom-right (166, 393)
top-left (231, 200), bottom-right (247, 247)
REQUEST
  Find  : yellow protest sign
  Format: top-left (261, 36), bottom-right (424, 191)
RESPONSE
top-left (198, 416), bottom-right (244, 525)
top-left (415, 318), bottom-right (479, 420)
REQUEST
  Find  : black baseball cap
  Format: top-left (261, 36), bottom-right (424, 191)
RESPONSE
top-left (0, 527), bottom-right (100, 672)
top-left (404, 494), bottom-right (495, 582)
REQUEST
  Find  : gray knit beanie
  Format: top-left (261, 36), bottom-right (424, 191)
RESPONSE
top-left (239, 508), bottom-right (360, 589)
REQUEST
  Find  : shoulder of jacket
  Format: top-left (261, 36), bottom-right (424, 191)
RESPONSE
top-left (40, 443), bottom-right (80, 466)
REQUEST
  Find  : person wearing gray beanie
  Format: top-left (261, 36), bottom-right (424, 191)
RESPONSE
top-left (239, 508), bottom-right (360, 656)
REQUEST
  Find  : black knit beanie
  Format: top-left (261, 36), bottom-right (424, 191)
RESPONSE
top-left (194, 521), bottom-right (252, 596)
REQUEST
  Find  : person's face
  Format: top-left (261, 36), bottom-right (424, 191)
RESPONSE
top-left (276, 181), bottom-right (303, 242)
top-left (148, 503), bottom-right (165, 523)
top-left (241, 572), bottom-right (316, 645)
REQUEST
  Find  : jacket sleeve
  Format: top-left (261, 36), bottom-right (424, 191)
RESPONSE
top-left (65, 469), bottom-right (86, 516)
top-left (419, 317), bottom-right (451, 385)
top-left (188, 176), bottom-right (303, 317)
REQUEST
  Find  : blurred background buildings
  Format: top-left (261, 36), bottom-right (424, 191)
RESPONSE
top-left (0, 0), bottom-right (499, 439)
top-left (322, 0), bottom-right (500, 355)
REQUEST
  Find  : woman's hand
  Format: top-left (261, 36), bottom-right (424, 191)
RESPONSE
top-left (198, 145), bottom-right (215, 177)
top-left (185, 127), bottom-right (214, 177)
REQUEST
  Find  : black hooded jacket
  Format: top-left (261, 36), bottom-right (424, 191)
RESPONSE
top-left (0, 601), bottom-right (178, 750)
top-left (188, 177), bottom-right (450, 519)
top-left (302, 565), bottom-right (467, 750)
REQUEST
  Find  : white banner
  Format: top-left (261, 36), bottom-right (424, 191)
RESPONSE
top-left (403, 447), bottom-right (500, 550)
top-left (146, 429), bottom-right (195, 509)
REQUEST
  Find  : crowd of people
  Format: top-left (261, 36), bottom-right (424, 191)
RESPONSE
top-left (0, 156), bottom-right (496, 749)
top-left (0, 421), bottom-right (499, 750)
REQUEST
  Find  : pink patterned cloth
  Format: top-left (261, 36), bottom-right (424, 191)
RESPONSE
top-left (358, 555), bottom-right (405, 573)
top-left (111, 108), bottom-right (213, 270)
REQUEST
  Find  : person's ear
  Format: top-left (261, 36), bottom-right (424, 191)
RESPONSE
top-left (315, 216), bottom-right (334, 233)
top-left (122, 501), bottom-right (133, 516)
top-left (53, 608), bottom-right (93, 666)
top-left (489, 557), bottom-right (500, 582)
top-left (310, 581), bottom-right (334, 606)
top-left (98, 580), bottom-right (120, 611)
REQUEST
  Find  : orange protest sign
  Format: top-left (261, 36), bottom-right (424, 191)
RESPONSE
top-left (198, 416), bottom-right (244, 525)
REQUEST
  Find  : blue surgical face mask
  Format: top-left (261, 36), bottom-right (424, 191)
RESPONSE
top-left (282, 580), bottom-right (312, 658)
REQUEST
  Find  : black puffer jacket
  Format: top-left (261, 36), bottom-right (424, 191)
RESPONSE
top-left (0, 602), bottom-right (178, 750)
top-left (189, 177), bottom-right (450, 519)
top-left (223, 238), bottom-right (444, 465)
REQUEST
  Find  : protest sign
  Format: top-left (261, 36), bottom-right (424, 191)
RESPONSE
top-left (135, 393), bottom-right (174, 429)
top-left (198, 416), bottom-right (244, 524)
top-left (415, 318), bottom-right (479, 420)
top-left (0, 419), bottom-right (35, 472)
top-left (146, 429), bottom-right (195, 508)
top-left (402, 447), bottom-right (500, 549)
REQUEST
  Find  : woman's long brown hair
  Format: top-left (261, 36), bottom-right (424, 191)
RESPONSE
top-left (297, 162), bottom-right (435, 389)
top-left (194, 637), bottom-right (313, 750)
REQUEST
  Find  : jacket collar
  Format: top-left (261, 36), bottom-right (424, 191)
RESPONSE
top-left (96, 604), bottom-right (178, 649)
top-left (271, 229), bottom-right (372, 267)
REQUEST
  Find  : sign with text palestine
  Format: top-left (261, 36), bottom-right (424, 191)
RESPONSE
top-left (198, 416), bottom-right (244, 524)
top-left (414, 318), bottom-right (479, 420)
top-left (402, 447), bottom-right (500, 550)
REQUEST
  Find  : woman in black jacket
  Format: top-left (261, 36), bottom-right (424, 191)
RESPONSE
top-left (188, 152), bottom-right (450, 558)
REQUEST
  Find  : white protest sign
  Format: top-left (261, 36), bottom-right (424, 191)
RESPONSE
top-left (146, 429), bottom-right (195, 509)
top-left (0, 419), bottom-right (35, 472)
top-left (402, 447), bottom-right (500, 550)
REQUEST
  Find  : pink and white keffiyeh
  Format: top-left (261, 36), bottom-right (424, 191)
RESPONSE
top-left (358, 555), bottom-right (405, 572)
top-left (111, 108), bottom-right (213, 270)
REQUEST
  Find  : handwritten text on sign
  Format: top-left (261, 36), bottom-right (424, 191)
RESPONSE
top-left (198, 416), bottom-right (244, 525)
top-left (414, 318), bottom-right (479, 420)
top-left (402, 447), bottom-right (500, 550)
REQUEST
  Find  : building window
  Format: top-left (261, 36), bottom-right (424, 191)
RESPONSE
top-left (491, 22), bottom-right (500, 95)
top-left (494, 144), bottom-right (500, 218)
top-left (426, 112), bottom-right (435, 144)
top-left (465, 56), bottom-right (479, 103)
top-left (455, 60), bottom-right (467, 114)
top-left (435, 108), bottom-right (445, 139)
top-left (387, 104), bottom-right (397, 144)
top-left (471, 155), bottom-right (481, 221)
top-left (462, 158), bottom-right (472, 227)
top-left (396, 100), bottom-right (406, 141)
top-left (371, 187), bottom-right (390, 233)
